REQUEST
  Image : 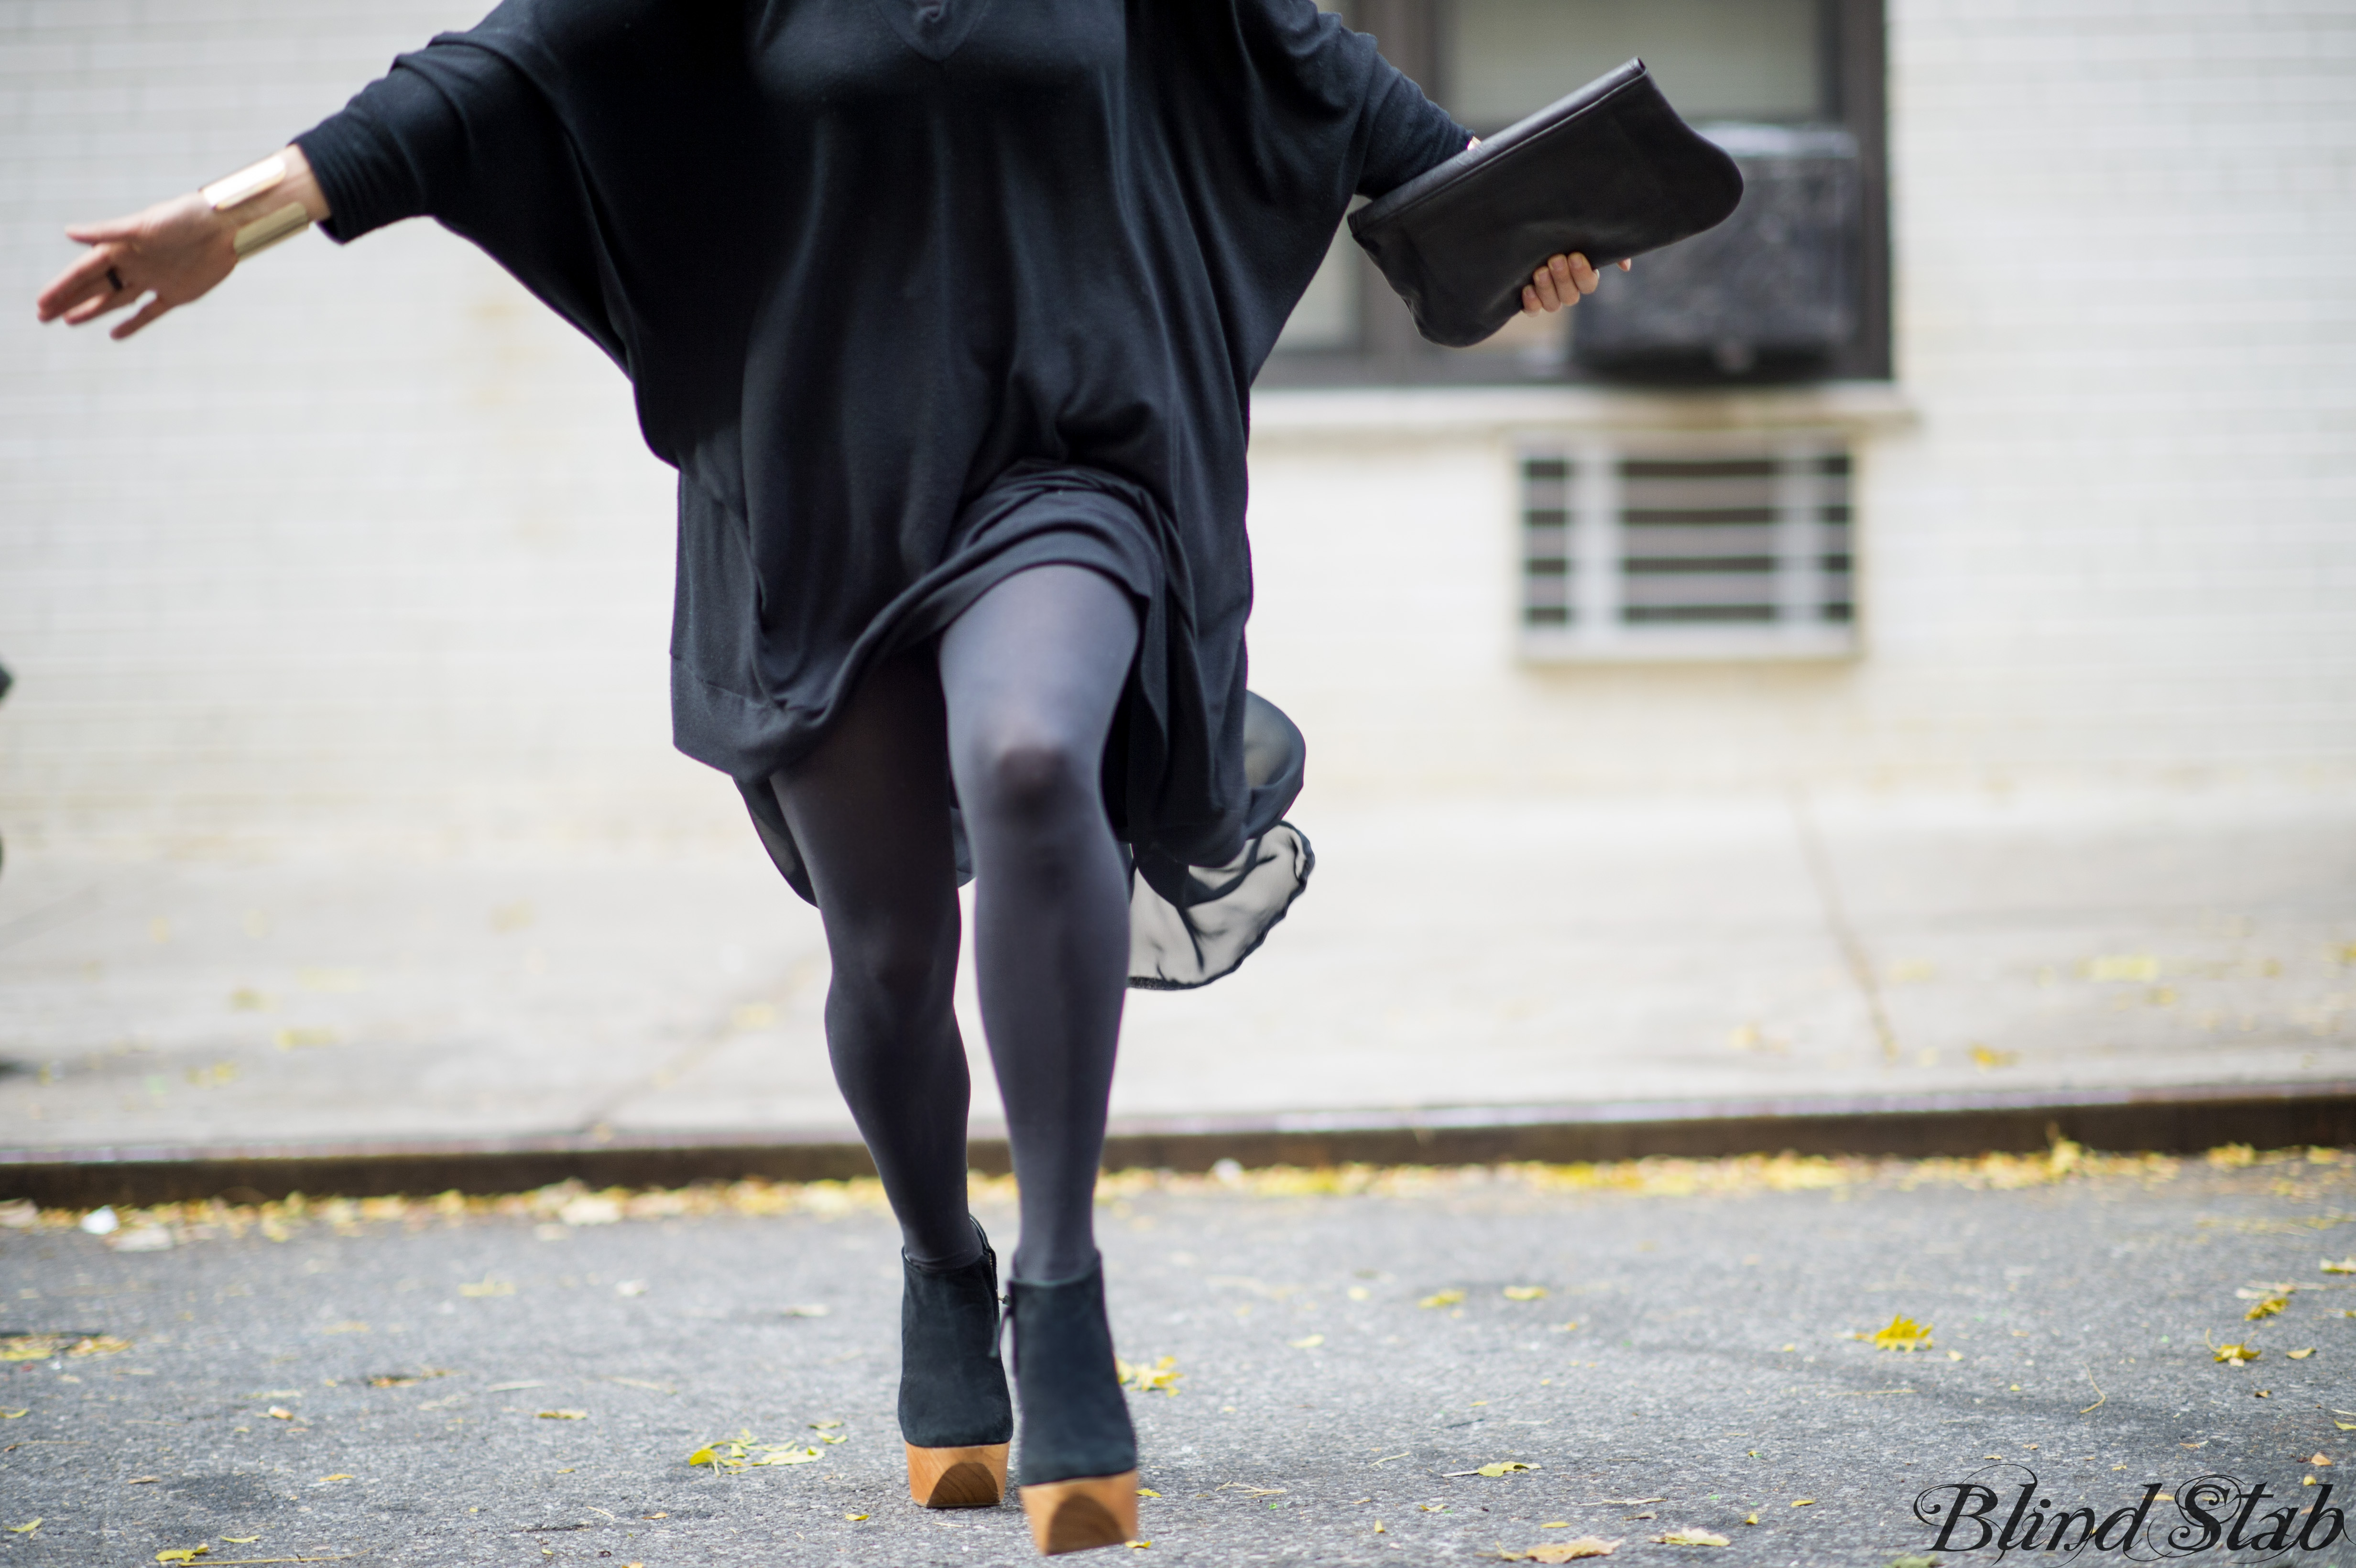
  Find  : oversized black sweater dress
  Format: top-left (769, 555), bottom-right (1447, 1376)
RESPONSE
top-left (296, 0), bottom-right (1469, 987)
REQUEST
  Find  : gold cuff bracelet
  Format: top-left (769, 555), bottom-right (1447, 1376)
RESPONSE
top-left (202, 154), bottom-right (313, 260)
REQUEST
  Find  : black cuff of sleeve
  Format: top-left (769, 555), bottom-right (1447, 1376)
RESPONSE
top-left (294, 109), bottom-right (425, 245)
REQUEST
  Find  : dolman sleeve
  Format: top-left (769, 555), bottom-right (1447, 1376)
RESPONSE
top-left (293, 37), bottom-right (626, 368)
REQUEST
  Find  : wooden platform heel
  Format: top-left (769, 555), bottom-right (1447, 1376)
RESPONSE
top-left (1021, 1470), bottom-right (1140, 1555)
top-left (906, 1441), bottom-right (1011, 1509)
top-left (1006, 1260), bottom-right (1142, 1556)
top-left (898, 1221), bottom-right (1016, 1509)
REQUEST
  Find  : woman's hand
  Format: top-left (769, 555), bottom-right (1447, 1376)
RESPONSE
top-left (34, 145), bottom-right (328, 340)
top-left (1521, 251), bottom-right (1632, 315)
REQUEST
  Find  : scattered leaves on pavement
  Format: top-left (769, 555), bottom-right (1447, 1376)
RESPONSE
top-left (1420, 1290), bottom-right (1466, 1309)
top-left (1118, 1356), bottom-right (1182, 1395)
top-left (1651, 1529), bottom-right (1731, 1546)
top-left (2, 1334), bottom-right (130, 1361)
top-left (687, 1431), bottom-right (823, 1471)
top-left (2213, 1343), bottom-right (2259, 1365)
top-left (1503, 1286), bottom-right (1549, 1301)
top-left (1869, 1315), bottom-right (1933, 1351)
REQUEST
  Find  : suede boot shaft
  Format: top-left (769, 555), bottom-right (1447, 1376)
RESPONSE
top-left (899, 1222), bottom-right (1015, 1450)
top-left (1008, 1259), bottom-right (1137, 1487)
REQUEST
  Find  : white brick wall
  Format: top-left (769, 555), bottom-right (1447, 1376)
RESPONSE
top-left (1, 0), bottom-right (2351, 859)
top-left (1248, 0), bottom-right (2356, 795)
top-left (0, 0), bottom-right (721, 858)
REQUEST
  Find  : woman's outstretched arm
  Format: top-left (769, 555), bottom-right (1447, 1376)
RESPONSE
top-left (33, 146), bottom-right (332, 340)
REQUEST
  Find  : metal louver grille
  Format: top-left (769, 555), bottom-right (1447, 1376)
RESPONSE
top-left (1519, 441), bottom-right (1856, 660)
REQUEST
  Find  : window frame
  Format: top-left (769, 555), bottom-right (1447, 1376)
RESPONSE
top-left (1257, 0), bottom-right (1891, 389)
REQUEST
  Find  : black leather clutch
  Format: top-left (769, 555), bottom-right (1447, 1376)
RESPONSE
top-left (1348, 59), bottom-right (1745, 349)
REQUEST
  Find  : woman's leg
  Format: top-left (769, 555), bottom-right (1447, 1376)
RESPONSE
top-left (769, 649), bottom-right (978, 1269)
top-left (937, 565), bottom-right (1140, 1285)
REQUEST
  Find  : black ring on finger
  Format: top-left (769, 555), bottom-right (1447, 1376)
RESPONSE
top-left (106, 266), bottom-right (126, 293)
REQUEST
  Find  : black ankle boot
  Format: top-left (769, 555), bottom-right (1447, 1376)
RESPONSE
top-left (1007, 1258), bottom-right (1136, 1485)
top-left (1007, 1258), bottom-right (1139, 1553)
top-left (899, 1220), bottom-right (1015, 1508)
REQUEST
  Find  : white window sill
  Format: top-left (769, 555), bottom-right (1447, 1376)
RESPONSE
top-left (1247, 380), bottom-right (1917, 445)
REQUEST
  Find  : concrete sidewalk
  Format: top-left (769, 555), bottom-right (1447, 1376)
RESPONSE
top-left (2, 787), bottom-right (2353, 1160)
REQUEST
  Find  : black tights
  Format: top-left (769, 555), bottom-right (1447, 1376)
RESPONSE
top-left (770, 566), bottom-right (1139, 1283)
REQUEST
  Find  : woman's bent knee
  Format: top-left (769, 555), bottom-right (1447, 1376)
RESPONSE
top-left (959, 723), bottom-right (1095, 830)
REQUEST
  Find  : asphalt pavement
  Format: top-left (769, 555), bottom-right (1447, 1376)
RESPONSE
top-left (3, 1146), bottom-right (2353, 1567)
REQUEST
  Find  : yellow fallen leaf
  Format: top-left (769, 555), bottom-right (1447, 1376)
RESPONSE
top-left (266, 1407), bottom-right (294, 1420)
top-left (316, 1474), bottom-right (352, 1482)
top-left (1478, 1461), bottom-right (1539, 1477)
top-left (686, 1448), bottom-right (717, 1467)
top-left (1552, 1321), bottom-right (1581, 1333)
top-left (1651, 1529), bottom-right (1731, 1546)
top-left (1528, 1540), bottom-right (1621, 1563)
top-left (2247, 1295), bottom-right (2289, 1321)
top-left (2337, 1422), bottom-right (2356, 1432)
top-left (2314, 1454), bottom-right (2335, 1467)
top-left (843, 1513), bottom-right (868, 1522)
top-left (1117, 1356), bottom-right (1182, 1395)
top-left (222, 1538), bottom-right (261, 1545)
top-left (1503, 1286), bottom-right (1550, 1301)
top-left (536, 1410), bottom-right (588, 1420)
top-left (6, 1521), bottom-right (38, 1535)
top-left (1137, 1488), bottom-right (1161, 1498)
top-left (1289, 1334), bottom-right (1325, 1349)
top-left (2289, 1348), bottom-right (2316, 1360)
top-left (1791, 1497), bottom-right (1815, 1506)
top-left (128, 1475), bottom-right (160, 1484)
top-left (1373, 1522), bottom-right (1385, 1534)
top-left (1743, 1514), bottom-right (1759, 1526)
top-left (1419, 1289), bottom-right (1466, 1309)
top-left (2214, 1343), bottom-right (2259, 1365)
top-left (1871, 1314), bottom-right (1933, 1351)
top-left (2323, 1258), bottom-right (2356, 1274)
top-left (0, 1409), bottom-right (25, 1418)
top-left (156, 1549), bottom-right (211, 1564)
top-left (1969, 1045), bottom-right (2018, 1071)
top-left (1126, 1541), bottom-right (1151, 1550)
